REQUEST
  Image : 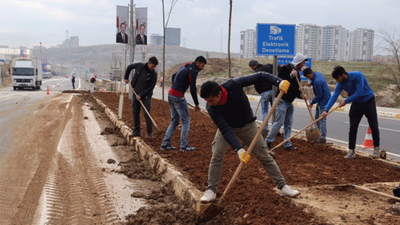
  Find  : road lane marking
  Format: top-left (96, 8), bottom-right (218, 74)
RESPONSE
top-left (344, 122), bottom-right (400, 133)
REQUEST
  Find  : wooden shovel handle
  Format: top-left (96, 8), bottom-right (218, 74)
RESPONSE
top-left (351, 184), bottom-right (400, 201)
top-left (270, 105), bottom-right (340, 152)
top-left (128, 82), bottom-right (159, 130)
top-left (218, 91), bottom-right (284, 205)
top-left (294, 75), bottom-right (322, 138)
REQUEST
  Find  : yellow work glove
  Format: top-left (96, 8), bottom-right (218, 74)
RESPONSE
top-left (237, 148), bottom-right (250, 165)
top-left (279, 80), bottom-right (290, 94)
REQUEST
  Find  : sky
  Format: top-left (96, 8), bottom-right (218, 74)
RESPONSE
top-left (0, 0), bottom-right (399, 54)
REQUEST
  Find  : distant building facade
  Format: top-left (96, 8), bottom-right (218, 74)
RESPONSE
top-left (240, 29), bottom-right (256, 58)
top-left (165, 28), bottom-right (181, 46)
top-left (70, 36), bottom-right (79, 48)
top-left (150, 34), bottom-right (163, 46)
top-left (241, 24), bottom-right (374, 61)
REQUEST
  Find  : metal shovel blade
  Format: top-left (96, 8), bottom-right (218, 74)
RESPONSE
top-left (305, 127), bottom-right (319, 142)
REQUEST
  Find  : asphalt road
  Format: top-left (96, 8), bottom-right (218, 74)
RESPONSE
top-left (151, 86), bottom-right (400, 159)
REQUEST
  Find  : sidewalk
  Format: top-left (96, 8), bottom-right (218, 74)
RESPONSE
top-left (247, 94), bottom-right (400, 120)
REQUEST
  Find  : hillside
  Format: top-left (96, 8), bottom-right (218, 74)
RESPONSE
top-left (31, 44), bottom-right (238, 77)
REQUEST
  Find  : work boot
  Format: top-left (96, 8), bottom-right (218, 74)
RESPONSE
top-left (147, 133), bottom-right (154, 139)
top-left (284, 146), bottom-right (298, 151)
top-left (372, 147), bottom-right (380, 158)
top-left (344, 149), bottom-right (356, 159)
top-left (160, 144), bottom-right (176, 151)
top-left (129, 132), bottom-right (141, 137)
top-left (317, 138), bottom-right (326, 144)
top-left (181, 145), bottom-right (196, 152)
top-left (266, 141), bottom-right (272, 149)
top-left (200, 189), bottom-right (216, 203)
top-left (280, 185), bottom-right (300, 197)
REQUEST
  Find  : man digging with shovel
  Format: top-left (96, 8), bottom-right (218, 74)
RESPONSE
top-left (199, 72), bottom-right (300, 203)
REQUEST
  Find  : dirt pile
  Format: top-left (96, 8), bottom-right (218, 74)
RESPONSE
top-left (93, 92), bottom-right (400, 224)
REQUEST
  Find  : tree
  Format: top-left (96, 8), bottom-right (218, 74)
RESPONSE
top-left (377, 29), bottom-right (400, 92)
top-left (228, 0), bottom-right (232, 78)
top-left (161, 0), bottom-right (178, 113)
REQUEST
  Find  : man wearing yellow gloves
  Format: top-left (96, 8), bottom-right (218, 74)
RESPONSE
top-left (199, 72), bottom-right (300, 203)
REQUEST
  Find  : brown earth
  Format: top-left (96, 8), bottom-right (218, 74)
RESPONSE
top-left (94, 92), bottom-right (400, 225)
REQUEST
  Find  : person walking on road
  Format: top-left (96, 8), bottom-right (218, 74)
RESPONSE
top-left (71, 75), bottom-right (75, 90)
top-left (198, 72), bottom-right (300, 202)
top-left (160, 56), bottom-right (207, 152)
top-left (320, 66), bottom-right (381, 159)
top-left (249, 59), bottom-right (274, 135)
top-left (90, 75), bottom-right (96, 93)
top-left (265, 53), bottom-right (308, 150)
top-left (303, 68), bottom-right (331, 143)
top-left (123, 56), bottom-right (159, 138)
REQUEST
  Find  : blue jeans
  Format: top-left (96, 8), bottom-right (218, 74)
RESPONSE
top-left (265, 99), bottom-right (294, 148)
top-left (162, 95), bottom-right (190, 148)
top-left (315, 104), bottom-right (327, 140)
top-left (261, 90), bottom-right (273, 132)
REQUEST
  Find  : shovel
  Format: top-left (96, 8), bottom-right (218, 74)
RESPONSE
top-left (270, 105), bottom-right (340, 152)
top-left (198, 91), bottom-right (284, 223)
top-left (337, 184), bottom-right (400, 202)
top-left (294, 74), bottom-right (321, 142)
top-left (128, 82), bottom-right (159, 131)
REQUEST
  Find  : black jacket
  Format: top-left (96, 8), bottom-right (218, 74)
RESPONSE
top-left (124, 62), bottom-right (157, 100)
top-left (71, 77), bottom-right (75, 83)
top-left (276, 63), bottom-right (302, 102)
top-left (253, 64), bottom-right (273, 93)
top-left (206, 72), bottom-right (281, 151)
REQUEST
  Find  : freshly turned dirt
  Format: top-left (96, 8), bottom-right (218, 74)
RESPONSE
top-left (95, 92), bottom-right (400, 225)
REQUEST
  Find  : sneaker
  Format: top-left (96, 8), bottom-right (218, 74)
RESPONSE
top-left (284, 146), bottom-right (298, 151)
top-left (266, 141), bottom-right (272, 149)
top-left (160, 144), bottom-right (176, 151)
top-left (317, 138), bottom-right (327, 144)
top-left (129, 132), bottom-right (141, 137)
top-left (261, 130), bottom-right (269, 136)
top-left (372, 147), bottom-right (380, 158)
top-left (147, 133), bottom-right (154, 138)
top-left (181, 145), bottom-right (196, 152)
top-left (200, 189), bottom-right (216, 203)
top-left (344, 149), bottom-right (356, 159)
top-left (280, 185), bottom-right (300, 197)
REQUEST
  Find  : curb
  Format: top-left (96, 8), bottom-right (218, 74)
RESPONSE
top-left (94, 97), bottom-right (204, 213)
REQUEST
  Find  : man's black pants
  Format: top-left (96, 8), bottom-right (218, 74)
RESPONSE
top-left (132, 96), bottom-right (152, 135)
top-left (348, 96), bottom-right (380, 150)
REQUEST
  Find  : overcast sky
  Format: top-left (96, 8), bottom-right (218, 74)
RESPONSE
top-left (0, 0), bottom-right (399, 54)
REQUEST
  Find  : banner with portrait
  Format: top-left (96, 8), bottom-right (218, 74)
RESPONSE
top-left (116, 5), bottom-right (129, 44)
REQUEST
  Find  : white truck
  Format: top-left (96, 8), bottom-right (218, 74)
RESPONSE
top-left (11, 58), bottom-right (43, 90)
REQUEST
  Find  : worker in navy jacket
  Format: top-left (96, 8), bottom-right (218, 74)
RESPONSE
top-left (124, 56), bottom-right (158, 138)
top-left (198, 72), bottom-right (301, 203)
top-left (303, 68), bottom-right (331, 143)
top-left (249, 59), bottom-right (274, 135)
top-left (265, 53), bottom-right (308, 151)
top-left (321, 66), bottom-right (381, 159)
top-left (160, 56), bottom-right (207, 152)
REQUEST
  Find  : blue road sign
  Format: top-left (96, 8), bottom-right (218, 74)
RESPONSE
top-left (257, 24), bottom-right (295, 56)
top-left (278, 57), bottom-right (312, 81)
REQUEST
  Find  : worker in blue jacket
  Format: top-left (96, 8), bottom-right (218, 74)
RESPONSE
top-left (321, 66), bottom-right (381, 159)
top-left (303, 68), bottom-right (331, 143)
top-left (198, 72), bottom-right (300, 203)
top-left (160, 56), bottom-right (206, 152)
